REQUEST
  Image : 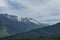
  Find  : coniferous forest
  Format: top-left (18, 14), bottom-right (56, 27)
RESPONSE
top-left (0, 34), bottom-right (60, 40)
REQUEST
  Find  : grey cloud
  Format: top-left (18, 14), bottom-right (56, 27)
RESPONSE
top-left (6, 0), bottom-right (26, 10)
top-left (0, 0), bottom-right (60, 24)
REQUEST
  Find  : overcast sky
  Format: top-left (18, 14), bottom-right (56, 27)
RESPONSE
top-left (0, 0), bottom-right (60, 24)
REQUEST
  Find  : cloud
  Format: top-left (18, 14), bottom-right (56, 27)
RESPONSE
top-left (0, 0), bottom-right (60, 24)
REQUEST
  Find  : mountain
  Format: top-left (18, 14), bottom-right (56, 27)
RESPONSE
top-left (6, 22), bottom-right (60, 38)
top-left (0, 14), bottom-right (27, 37)
top-left (19, 17), bottom-right (47, 29)
top-left (0, 14), bottom-right (47, 38)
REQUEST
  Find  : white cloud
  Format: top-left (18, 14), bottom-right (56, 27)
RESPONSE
top-left (0, 0), bottom-right (60, 24)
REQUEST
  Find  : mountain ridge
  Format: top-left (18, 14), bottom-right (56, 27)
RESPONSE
top-left (5, 22), bottom-right (60, 38)
top-left (0, 14), bottom-right (47, 38)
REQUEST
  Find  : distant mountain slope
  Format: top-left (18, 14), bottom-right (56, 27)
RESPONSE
top-left (0, 14), bottom-right (47, 38)
top-left (19, 17), bottom-right (47, 29)
top-left (9, 23), bottom-right (60, 38)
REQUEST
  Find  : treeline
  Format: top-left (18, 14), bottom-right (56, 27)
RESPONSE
top-left (0, 34), bottom-right (60, 40)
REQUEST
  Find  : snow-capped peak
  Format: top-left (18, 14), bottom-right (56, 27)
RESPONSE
top-left (28, 18), bottom-right (40, 24)
top-left (20, 17), bottom-right (41, 24)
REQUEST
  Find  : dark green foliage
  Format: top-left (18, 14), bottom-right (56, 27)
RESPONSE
top-left (1, 34), bottom-right (60, 40)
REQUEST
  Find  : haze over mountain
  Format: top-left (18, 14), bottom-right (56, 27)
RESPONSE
top-left (0, 14), bottom-right (47, 38)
